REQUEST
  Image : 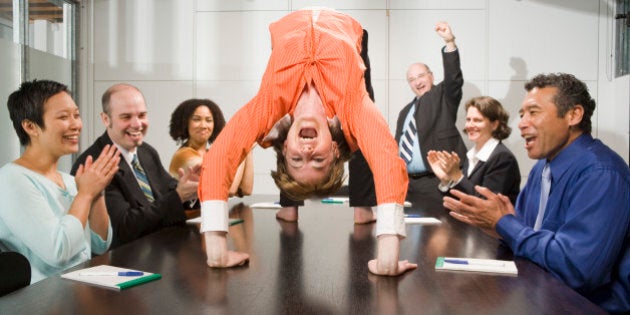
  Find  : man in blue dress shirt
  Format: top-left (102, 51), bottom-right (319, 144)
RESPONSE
top-left (443, 73), bottom-right (629, 314)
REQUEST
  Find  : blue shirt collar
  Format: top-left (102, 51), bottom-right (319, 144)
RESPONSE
top-left (546, 133), bottom-right (593, 181)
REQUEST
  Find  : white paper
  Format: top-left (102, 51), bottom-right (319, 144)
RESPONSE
top-left (435, 257), bottom-right (518, 275)
top-left (320, 198), bottom-right (410, 207)
top-left (249, 202), bottom-right (282, 209)
top-left (404, 217), bottom-right (441, 225)
top-left (61, 265), bottom-right (157, 290)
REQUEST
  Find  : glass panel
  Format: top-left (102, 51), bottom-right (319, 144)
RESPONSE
top-left (0, 0), bottom-right (77, 169)
top-left (25, 0), bottom-right (76, 171)
top-left (26, 0), bottom-right (75, 90)
top-left (27, 0), bottom-right (69, 58)
top-left (0, 0), bottom-right (21, 166)
top-left (0, 35), bottom-right (22, 166)
top-left (0, 0), bottom-right (13, 41)
top-left (615, 0), bottom-right (629, 77)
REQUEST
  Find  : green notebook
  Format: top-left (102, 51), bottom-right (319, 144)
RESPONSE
top-left (62, 265), bottom-right (161, 290)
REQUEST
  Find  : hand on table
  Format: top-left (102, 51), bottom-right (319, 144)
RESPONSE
top-left (207, 251), bottom-right (249, 268)
top-left (204, 231), bottom-right (250, 267)
top-left (367, 234), bottom-right (417, 276)
top-left (368, 259), bottom-right (418, 276)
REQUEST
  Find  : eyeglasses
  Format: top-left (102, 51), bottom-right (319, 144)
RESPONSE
top-left (407, 72), bottom-right (431, 83)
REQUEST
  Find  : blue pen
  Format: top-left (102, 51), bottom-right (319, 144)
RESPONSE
top-left (443, 259), bottom-right (507, 267)
top-left (404, 214), bottom-right (421, 218)
top-left (444, 259), bottom-right (469, 265)
top-left (118, 271), bottom-right (144, 276)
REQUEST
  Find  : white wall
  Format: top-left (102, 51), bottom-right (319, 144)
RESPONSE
top-left (0, 38), bottom-right (22, 167)
top-left (82, 0), bottom-right (629, 195)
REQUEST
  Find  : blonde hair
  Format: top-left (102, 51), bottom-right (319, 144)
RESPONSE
top-left (270, 120), bottom-right (351, 200)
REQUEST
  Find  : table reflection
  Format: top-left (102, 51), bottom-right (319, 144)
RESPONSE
top-left (0, 195), bottom-right (603, 314)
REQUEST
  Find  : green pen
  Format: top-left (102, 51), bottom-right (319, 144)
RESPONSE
top-left (321, 199), bottom-right (344, 204)
top-left (229, 218), bottom-right (244, 226)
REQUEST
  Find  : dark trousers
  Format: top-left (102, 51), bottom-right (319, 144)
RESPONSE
top-left (406, 174), bottom-right (442, 204)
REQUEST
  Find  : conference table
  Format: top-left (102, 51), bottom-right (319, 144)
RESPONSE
top-left (0, 194), bottom-right (605, 314)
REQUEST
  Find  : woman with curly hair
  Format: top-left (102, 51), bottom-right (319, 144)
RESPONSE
top-left (169, 99), bottom-right (253, 198)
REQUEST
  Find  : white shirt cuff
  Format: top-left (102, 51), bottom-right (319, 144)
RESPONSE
top-left (375, 203), bottom-right (406, 238)
top-left (437, 182), bottom-right (451, 192)
top-left (200, 200), bottom-right (229, 233)
top-left (438, 175), bottom-right (463, 192)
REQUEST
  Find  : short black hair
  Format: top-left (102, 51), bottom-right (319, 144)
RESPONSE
top-left (7, 79), bottom-right (69, 146)
top-left (525, 73), bottom-right (595, 134)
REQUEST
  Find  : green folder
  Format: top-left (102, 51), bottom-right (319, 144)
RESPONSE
top-left (62, 265), bottom-right (163, 291)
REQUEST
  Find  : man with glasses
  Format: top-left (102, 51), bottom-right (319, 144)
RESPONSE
top-left (395, 21), bottom-right (467, 201)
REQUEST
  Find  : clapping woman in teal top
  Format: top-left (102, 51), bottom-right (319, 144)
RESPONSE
top-left (0, 80), bottom-right (120, 283)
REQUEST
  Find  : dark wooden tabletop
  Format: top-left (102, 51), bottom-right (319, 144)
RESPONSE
top-left (0, 194), bottom-right (605, 314)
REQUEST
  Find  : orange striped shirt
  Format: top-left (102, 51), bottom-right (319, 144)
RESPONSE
top-left (199, 9), bottom-right (408, 233)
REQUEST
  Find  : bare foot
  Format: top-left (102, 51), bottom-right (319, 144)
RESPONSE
top-left (354, 207), bottom-right (376, 224)
top-left (276, 206), bottom-right (298, 222)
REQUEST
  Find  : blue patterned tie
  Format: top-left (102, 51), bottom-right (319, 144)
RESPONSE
top-left (534, 163), bottom-right (551, 231)
top-left (132, 155), bottom-right (155, 203)
top-left (400, 112), bottom-right (417, 164)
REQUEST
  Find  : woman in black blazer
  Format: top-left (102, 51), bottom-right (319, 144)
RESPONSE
top-left (427, 96), bottom-right (521, 203)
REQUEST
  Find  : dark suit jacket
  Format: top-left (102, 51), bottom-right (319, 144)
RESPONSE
top-left (71, 132), bottom-right (186, 248)
top-left (454, 142), bottom-right (521, 204)
top-left (395, 48), bottom-right (467, 170)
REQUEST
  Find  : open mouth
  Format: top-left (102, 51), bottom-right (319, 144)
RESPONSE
top-left (299, 128), bottom-right (317, 139)
top-left (523, 135), bottom-right (535, 149)
top-left (127, 130), bottom-right (143, 140)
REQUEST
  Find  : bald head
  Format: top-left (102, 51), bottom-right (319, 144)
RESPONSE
top-left (102, 84), bottom-right (144, 115)
top-left (406, 63), bottom-right (434, 97)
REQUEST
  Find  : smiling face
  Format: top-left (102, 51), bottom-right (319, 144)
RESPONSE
top-left (187, 105), bottom-right (214, 147)
top-left (283, 85), bottom-right (339, 185)
top-left (406, 63), bottom-right (434, 97)
top-left (102, 87), bottom-right (148, 152)
top-left (518, 86), bottom-right (580, 160)
top-left (465, 106), bottom-right (497, 149)
top-left (37, 91), bottom-right (82, 157)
